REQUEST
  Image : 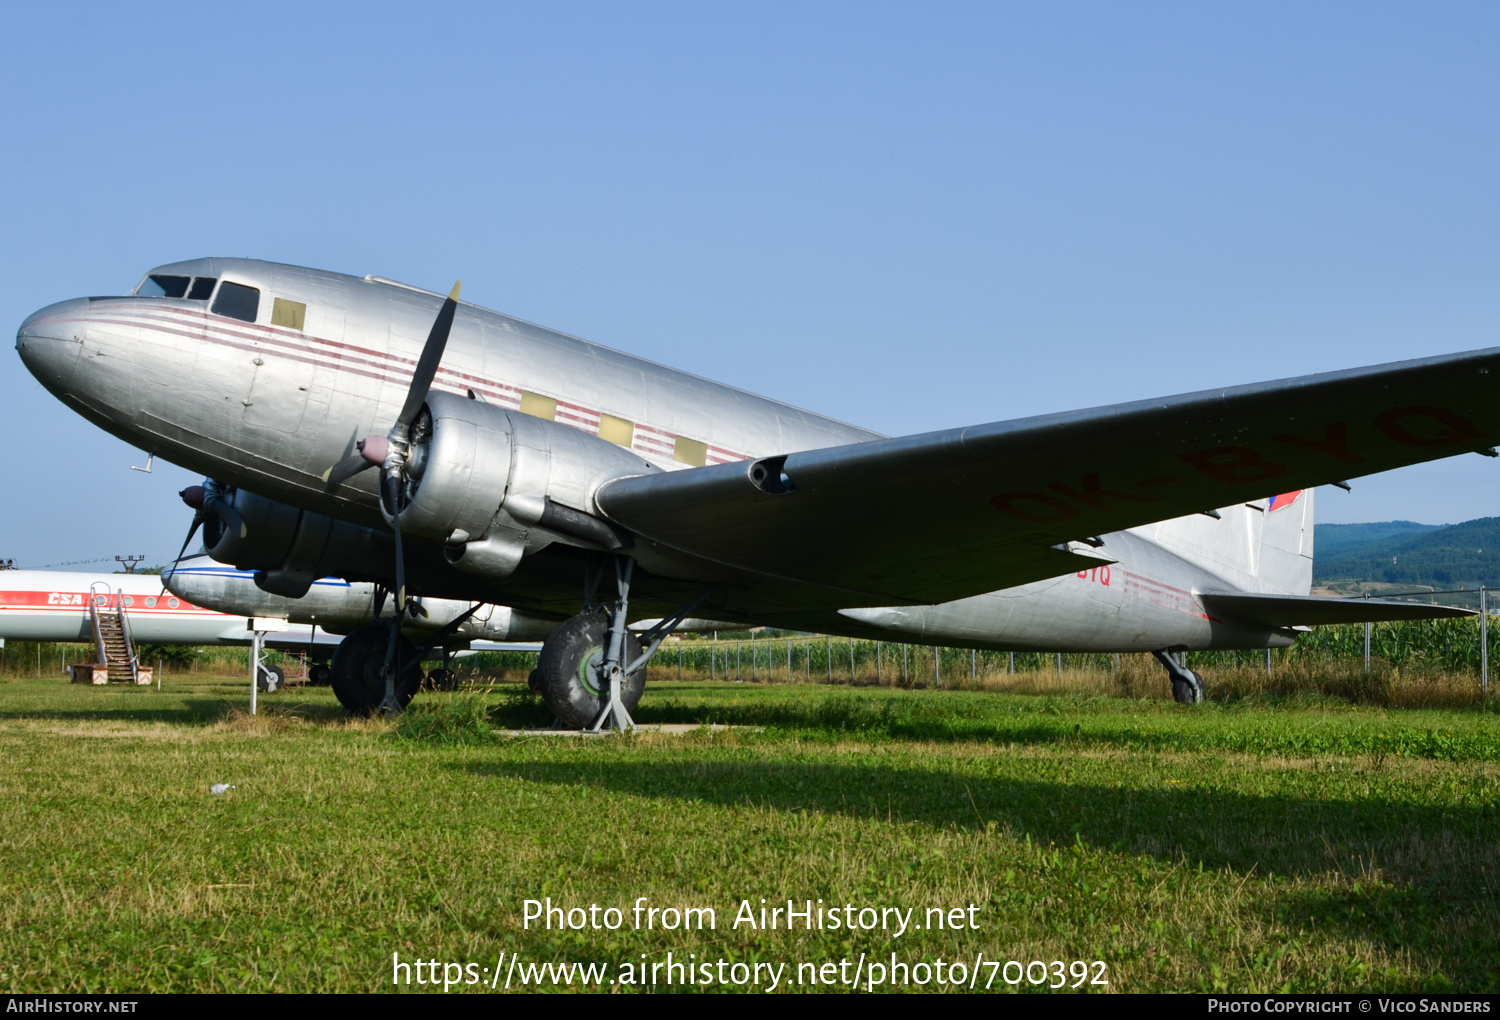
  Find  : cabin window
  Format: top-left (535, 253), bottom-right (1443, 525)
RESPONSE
top-left (271, 297), bottom-right (307, 330)
top-left (519, 391), bottom-right (557, 421)
top-left (138, 274), bottom-right (190, 298)
top-left (599, 413), bottom-right (634, 447)
top-left (213, 282), bottom-right (261, 323)
top-left (673, 435), bottom-right (708, 467)
top-left (188, 277), bottom-right (217, 300)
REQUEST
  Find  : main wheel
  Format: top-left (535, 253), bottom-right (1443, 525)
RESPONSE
top-left (256, 662), bottom-right (285, 693)
top-left (534, 612), bottom-right (644, 729)
top-left (331, 626), bottom-right (423, 714)
top-left (1172, 669), bottom-right (1205, 705)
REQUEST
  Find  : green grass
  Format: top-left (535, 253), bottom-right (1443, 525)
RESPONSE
top-left (0, 676), bottom-right (1496, 993)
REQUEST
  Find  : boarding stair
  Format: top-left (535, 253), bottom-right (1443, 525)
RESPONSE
top-left (89, 582), bottom-right (139, 684)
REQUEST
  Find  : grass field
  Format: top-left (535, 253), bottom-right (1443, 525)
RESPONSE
top-left (0, 673), bottom-right (1497, 993)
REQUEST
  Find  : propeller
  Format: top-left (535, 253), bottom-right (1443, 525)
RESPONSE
top-left (321, 281), bottom-right (461, 491)
top-left (162, 483), bottom-right (247, 592)
top-left (320, 281), bottom-right (462, 712)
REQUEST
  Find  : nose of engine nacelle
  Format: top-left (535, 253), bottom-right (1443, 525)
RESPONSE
top-left (16, 298), bottom-right (87, 393)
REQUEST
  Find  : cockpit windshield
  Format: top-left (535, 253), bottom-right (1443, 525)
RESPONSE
top-left (136, 274), bottom-right (218, 300)
top-left (137, 274), bottom-right (190, 298)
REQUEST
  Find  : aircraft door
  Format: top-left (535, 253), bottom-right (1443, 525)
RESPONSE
top-left (243, 279), bottom-right (342, 437)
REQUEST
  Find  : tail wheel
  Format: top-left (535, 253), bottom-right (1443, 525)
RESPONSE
top-left (534, 612), bottom-right (644, 729)
top-left (1172, 670), bottom-right (1206, 705)
top-left (330, 625), bottom-right (423, 715)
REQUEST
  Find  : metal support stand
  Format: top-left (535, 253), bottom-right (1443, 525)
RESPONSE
top-left (250, 630), bottom-right (265, 716)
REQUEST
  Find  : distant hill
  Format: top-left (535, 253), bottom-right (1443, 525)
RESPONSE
top-left (1314, 521), bottom-right (1441, 560)
top-left (1315, 517), bottom-right (1500, 588)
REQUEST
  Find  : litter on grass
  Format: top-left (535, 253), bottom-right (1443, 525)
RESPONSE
top-left (210, 784), bottom-right (235, 795)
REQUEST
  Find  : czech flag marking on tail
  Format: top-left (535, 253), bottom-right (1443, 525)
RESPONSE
top-left (1267, 490), bottom-right (1303, 512)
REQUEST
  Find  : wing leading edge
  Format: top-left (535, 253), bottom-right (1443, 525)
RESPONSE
top-left (598, 344), bottom-right (1500, 607)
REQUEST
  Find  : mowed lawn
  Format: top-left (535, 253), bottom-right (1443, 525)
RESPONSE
top-left (0, 676), bottom-right (1496, 993)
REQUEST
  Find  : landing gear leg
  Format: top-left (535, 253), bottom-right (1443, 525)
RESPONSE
top-left (1152, 649), bottom-right (1205, 705)
top-left (533, 558), bottom-right (712, 731)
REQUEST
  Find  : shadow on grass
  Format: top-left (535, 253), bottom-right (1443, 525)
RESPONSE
top-left (460, 754), bottom-right (1500, 984)
top-left (461, 756), bottom-right (1500, 888)
top-left (486, 686), bottom-right (1500, 761)
top-left (0, 695), bottom-right (346, 726)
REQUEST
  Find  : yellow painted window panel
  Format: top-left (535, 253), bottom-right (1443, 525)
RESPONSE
top-left (271, 297), bottom-right (306, 331)
top-left (673, 435), bottom-right (708, 467)
top-left (519, 391), bottom-right (557, 421)
top-left (599, 413), bottom-right (634, 447)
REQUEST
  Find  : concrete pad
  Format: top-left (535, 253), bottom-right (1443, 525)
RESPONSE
top-left (497, 723), bottom-right (753, 737)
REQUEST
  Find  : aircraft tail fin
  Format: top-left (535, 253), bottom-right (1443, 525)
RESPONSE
top-left (1127, 488), bottom-right (1314, 595)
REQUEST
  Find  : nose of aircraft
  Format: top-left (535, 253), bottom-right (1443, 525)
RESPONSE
top-left (16, 298), bottom-right (88, 392)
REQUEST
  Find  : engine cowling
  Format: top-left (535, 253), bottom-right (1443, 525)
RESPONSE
top-left (200, 485), bottom-right (391, 598)
top-left (393, 391), bottom-right (659, 577)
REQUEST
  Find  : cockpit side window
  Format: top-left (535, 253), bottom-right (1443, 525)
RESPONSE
top-left (212, 282), bottom-right (261, 323)
top-left (137, 274), bottom-right (190, 298)
top-left (187, 277), bottom-right (216, 300)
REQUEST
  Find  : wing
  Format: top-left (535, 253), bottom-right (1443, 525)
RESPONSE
top-left (598, 344), bottom-right (1500, 607)
top-left (1199, 592), bottom-right (1473, 628)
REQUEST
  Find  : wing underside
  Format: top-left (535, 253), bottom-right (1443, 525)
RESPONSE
top-left (599, 344), bottom-right (1500, 608)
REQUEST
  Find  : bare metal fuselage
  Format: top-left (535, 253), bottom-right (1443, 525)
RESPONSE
top-left (17, 257), bottom-right (1305, 652)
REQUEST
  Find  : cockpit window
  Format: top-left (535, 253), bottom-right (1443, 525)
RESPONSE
top-left (212, 282), bottom-right (260, 323)
top-left (137, 274), bottom-right (190, 298)
top-left (187, 277), bottom-right (216, 300)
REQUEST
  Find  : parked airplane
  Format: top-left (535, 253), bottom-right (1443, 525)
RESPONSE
top-left (16, 259), bottom-right (1482, 723)
top-left (0, 561), bottom-right (552, 691)
top-left (0, 567), bottom-right (328, 688)
top-left (163, 553), bottom-right (555, 689)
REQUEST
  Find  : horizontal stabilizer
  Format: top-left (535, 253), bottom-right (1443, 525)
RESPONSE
top-left (1199, 591), bottom-right (1473, 629)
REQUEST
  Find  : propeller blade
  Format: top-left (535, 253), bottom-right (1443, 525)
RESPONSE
top-left (396, 281), bottom-right (461, 428)
top-left (204, 498), bottom-right (247, 539)
top-left (161, 515), bottom-right (203, 594)
top-left (322, 452), bottom-right (378, 485)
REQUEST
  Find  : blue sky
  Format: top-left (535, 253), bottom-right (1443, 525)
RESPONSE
top-left (3, 2), bottom-right (1499, 567)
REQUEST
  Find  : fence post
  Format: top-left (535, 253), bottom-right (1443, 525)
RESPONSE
top-left (935, 647), bottom-right (941, 688)
top-left (1364, 621), bottom-right (1371, 673)
top-left (1264, 647), bottom-right (1271, 675)
top-left (787, 637), bottom-right (791, 680)
top-left (805, 640), bottom-right (810, 680)
top-left (876, 642), bottom-right (882, 683)
top-left (711, 632), bottom-right (716, 681)
top-left (1482, 586), bottom-right (1489, 699)
top-left (902, 644), bottom-right (908, 685)
top-left (827, 636), bottom-right (832, 682)
top-left (971, 648), bottom-right (976, 679)
top-left (1009, 651), bottom-right (1014, 674)
top-left (1056, 652), bottom-right (1063, 678)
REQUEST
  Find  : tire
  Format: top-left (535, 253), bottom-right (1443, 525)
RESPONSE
top-left (331, 626), bottom-right (423, 714)
top-left (425, 668), bottom-right (458, 692)
top-left (534, 612), bottom-right (644, 729)
top-left (527, 669), bottom-right (542, 694)
top-left (257, 663), bottom-right (285, 693)
top-left (1172, 669), bottom-right (1205, 705)
top-left (308, 663), bottom-right (332, 686)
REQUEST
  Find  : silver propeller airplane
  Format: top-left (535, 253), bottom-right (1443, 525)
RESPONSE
top-left (16, 258), bottom-right (1479, 723)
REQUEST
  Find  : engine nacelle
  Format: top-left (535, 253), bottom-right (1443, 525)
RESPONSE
top-left (202, 485), bottom-right (390, 598)
top-left (395, 391), bottom-right (658, 576)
